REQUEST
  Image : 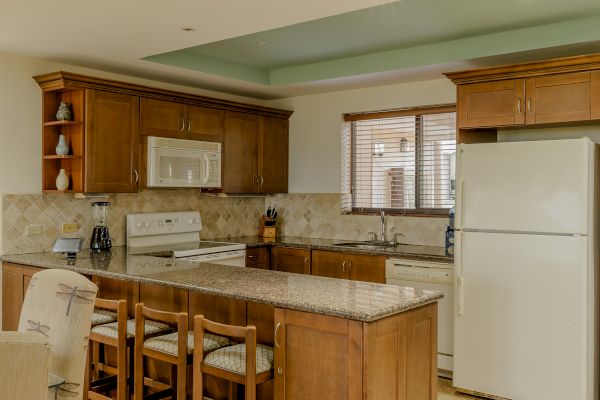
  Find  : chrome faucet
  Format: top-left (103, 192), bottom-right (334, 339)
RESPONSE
top-left (380, 210), bottom-right (387, 243)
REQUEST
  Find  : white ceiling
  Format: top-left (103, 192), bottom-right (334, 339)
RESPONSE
top-left (1, 0), bottom-right (599, 99)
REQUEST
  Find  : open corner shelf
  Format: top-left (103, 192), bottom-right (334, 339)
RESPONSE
top-left (42, 120), bottom-right (83, 127)
top-left (42, 155), bottom-right (81, 160)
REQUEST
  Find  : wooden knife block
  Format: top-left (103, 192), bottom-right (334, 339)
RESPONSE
top-left (259, 216), bottom-right (277, 238)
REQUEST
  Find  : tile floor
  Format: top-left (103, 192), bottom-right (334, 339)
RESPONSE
top-left (438, 378), bottom-right (483, 399)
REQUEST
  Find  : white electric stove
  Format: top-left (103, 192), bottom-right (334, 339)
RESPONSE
top-left (126, 211), bottom-right (246, 267)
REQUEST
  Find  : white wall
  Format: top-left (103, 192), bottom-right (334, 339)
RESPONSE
top-left (0, 51), bottom-right (265, 194)
top-left (267, 79), bottom-right (456, 193)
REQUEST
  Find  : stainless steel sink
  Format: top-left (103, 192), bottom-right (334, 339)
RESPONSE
top-left (332, 241), bottom-right (397, 249)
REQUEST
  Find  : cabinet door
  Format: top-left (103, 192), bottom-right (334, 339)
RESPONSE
top-left (85, 89), bottom-right (140, 193)
top-left (592, 71), bottom-right (600, 120)
top-left (274, 308), bottom-right (363, 400)
top-left (140, 98), bottom-right (184, 139)
top-left (246, 247), bottom-right (270, 269)
top-left (223, 111), bottom-right (258, 193)
top-left (349, 254), bottom-right (385, 284)
top-left (457, 79), bottom-right (525, 128)
top-left (258, 116), bottom-right (288, 193)
top-left (2, 264), bottom-right (42, 331)
top-left (311, 250), bottom-right (349, 279)
top-left (272, 247), bottom-right (311, 275)
top-left (185, 105), bottom-right (224, 142)
top-left (525, 72), bottom-right (591, 124)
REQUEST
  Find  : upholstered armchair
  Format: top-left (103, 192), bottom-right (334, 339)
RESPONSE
top-left (0, 331), bottom-right (51, 399)
top-left (17, 269), bottom-right (98, 400)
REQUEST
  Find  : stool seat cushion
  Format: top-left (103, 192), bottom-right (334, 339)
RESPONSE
top-left (91, 309), bottom-right (117, 326)
top-left (144, 331), bottom-right (231, 356)
top-left (203, 343), bottom-right (274, 375)
top-left (91, 319), bottom-right (169, 339)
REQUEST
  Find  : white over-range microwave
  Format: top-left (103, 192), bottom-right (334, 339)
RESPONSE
top-left (147, 136), bottom-right (221, 188)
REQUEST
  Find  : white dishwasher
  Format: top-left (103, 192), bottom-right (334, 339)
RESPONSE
top-left (386, 258), bottom-right (454, 377)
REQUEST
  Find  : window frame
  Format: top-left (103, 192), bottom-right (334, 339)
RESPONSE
top-left (343, 104), bottom-right (456, 217)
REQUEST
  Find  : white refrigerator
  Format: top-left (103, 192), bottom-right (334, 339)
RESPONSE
top-left (454, 138), bottom-right (599, 400)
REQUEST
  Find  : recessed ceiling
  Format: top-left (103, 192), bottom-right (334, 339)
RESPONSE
top-left (2, 0), bottom-right (600, 99)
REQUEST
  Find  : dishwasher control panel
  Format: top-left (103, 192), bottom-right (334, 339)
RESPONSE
top-left (386, 259), bottom-right (454, 285)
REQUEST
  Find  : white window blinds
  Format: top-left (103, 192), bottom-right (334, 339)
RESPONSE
top-left (341, 106), bottom-right (456, 215)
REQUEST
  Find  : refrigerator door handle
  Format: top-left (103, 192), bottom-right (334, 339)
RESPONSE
top-left (455, 230), bottom-right (464, 316)
top-left (457, 180), bottom-right (465, 230)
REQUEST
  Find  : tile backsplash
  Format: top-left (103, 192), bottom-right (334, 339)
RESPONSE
top-left (1, 191), bottom-right (447, 254)
top-left (1, 190), bottom-right (263, 255)
top-left (266, 193), bottom-right (447, 247)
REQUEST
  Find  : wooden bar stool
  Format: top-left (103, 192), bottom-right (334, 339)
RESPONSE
top-left (192, 315), bottom-right (274, 400)
top-left (88, 299), bottom-right (170, 400)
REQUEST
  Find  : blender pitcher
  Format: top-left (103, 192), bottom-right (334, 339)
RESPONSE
top-left (90, 201), bottom-right (112, 252)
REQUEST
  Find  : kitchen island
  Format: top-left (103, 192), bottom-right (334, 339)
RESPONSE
top-left (2, 247), bottom-right (442, 400)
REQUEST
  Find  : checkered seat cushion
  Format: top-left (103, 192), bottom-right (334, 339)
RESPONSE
top-left (143, 332), bottom-right (231, 356)
top-left (91, 309), bottom-right (117, 326)
top-left (203, 343), bottom-right (274, 375)
top-left (91, 319), bottom-right (170, 339)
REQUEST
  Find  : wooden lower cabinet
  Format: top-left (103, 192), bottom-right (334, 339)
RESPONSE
top-left (246, 247), bottom-right (271, 269)
top-left (312, 250), bottom-right (385, 284)
top-left (274, 303), bottom-right (438, 400)
top-left (1, 263), bottom-right (42, 330)
top-left (271, 247), bottom-right (311, 274)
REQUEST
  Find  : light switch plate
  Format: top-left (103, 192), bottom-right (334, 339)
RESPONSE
top-left (26, 224), bottom-right (42, 236)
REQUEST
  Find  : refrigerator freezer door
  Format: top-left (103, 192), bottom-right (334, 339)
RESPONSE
top-left (457, 138), bottom-right (593, 234)
top-left (454, 231), bottom-right (589, 400)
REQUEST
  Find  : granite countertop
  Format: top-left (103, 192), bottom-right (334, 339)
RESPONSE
top-left (213, 236), bottom-right (453, 263)
top-left (2, 246), bottom-right (444, 322)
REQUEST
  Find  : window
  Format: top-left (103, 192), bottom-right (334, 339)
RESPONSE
top-left (341, 105), bottom-right (456, 215)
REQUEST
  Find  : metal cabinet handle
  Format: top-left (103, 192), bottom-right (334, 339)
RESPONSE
top-left (277, 367), bottom-right (283, 375)
top-left (348, 261), bottom-right (352, 271)
top-left (516, 97), bottom-right (521, 114)
top-left (260, 176), bottom-right (264, 186)
top-left (527, 98), bottom-right (532, 114)
top-left (187, 119), bottom-right (192, 133)
top-left (248, 255), bottom-right (257, 259)
top-left (134, 170), bottom-right (139, 184)
top-left (342, 260), bottom-right (346, 273)
top-left (274, 322), bottom-right (281, 348)
top-left (304, 257), bottom-right (309, 272)
top-left (179, 118), bottom-right (185, 132)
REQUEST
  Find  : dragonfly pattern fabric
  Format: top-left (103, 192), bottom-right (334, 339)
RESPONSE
top-left (18, 269), bottom-right (97, 400)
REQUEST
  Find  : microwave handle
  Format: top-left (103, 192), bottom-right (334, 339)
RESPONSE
top-left (203, 155), bottom-right (210, 184)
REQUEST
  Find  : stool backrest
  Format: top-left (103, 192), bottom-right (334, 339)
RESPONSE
top-left (134, 303), bottom-right (188, 361)
top-left (18, 268), bottom-right (97, 400)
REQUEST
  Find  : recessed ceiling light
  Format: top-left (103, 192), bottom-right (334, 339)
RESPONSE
top-left (181, 27), bottom-right (195, 32)
top-left (256, 41), bottom-right (269, 47)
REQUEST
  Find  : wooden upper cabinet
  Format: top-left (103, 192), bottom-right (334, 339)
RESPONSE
top-left (525, 72), bottom-right (591, 125)
top-left (140, 99), bottom-right (224, 142)
top-left (271, 247), bottom-right (311, 275)
top-left (140, 98), bottom-right (184, 139)
top-left (311, 250), bottom-right (349, 279)
top-left (85, 89), bottom-right (140, 193)
top-left (593, 71), bottom-right (600, 120)
top-left (258, 116), bottom-right (288, 193)
top-left (223, 111), bottom-right (258, 193)
top-left (457, 79), bottom-right (525, 128)
top-left (185, 105), bottom-right (224, 142)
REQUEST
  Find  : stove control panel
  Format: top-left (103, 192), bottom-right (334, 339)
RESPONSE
top-left (127, 211), bottom-right (202, 238)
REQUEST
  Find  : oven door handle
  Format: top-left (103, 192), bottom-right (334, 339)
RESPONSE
top-left (189, 251), bottom-right (246, 264)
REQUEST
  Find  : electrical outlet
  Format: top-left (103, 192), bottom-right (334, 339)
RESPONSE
top-left (62, 223), bottom-right (78, 233)
top-left (26, 224), bottom-right (42, 236)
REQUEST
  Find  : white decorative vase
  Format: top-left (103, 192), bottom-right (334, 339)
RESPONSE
top-left (55, 134), bottom-right (69, 156)
top-left (56, 169), bottom-right (69, 191)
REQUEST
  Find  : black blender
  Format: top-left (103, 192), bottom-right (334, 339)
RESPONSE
top-left (90, 201), bottom-right (112, 252)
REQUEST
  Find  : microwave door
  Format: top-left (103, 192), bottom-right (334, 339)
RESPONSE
top-left (150, 147), bottom-right (204, 187)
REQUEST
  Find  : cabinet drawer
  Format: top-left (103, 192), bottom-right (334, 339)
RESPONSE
top-left (246, 247), bottom-right (270, 269)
